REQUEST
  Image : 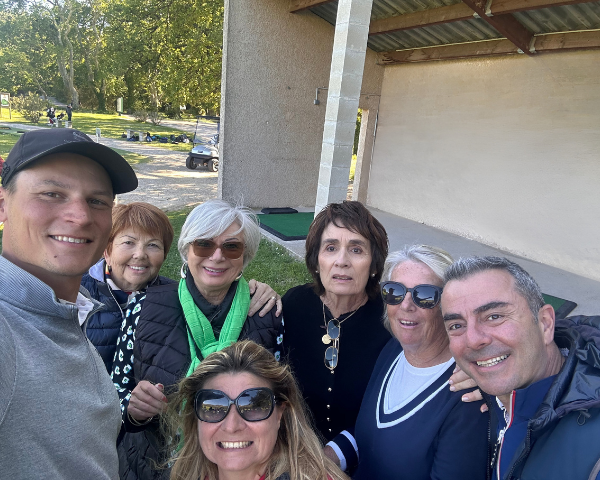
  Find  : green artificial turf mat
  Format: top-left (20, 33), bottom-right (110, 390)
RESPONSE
top-left (542, 293), bottom-right (577, 318)
top-left (257, 212), bottom-right (315, 241)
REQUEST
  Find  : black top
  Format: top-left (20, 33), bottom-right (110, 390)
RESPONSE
top-left (282, 284), bottom-right (391, 441)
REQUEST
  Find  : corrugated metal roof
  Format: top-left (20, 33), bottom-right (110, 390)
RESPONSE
top-left (514, 1), bottom-right (600, 34)
top-left (367, 18), bottom-right (501, 51)
top-left (309, 0), bottom-right (600, 52)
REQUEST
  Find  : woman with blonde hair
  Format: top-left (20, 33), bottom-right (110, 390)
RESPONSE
top-left (165, 340), bottom-right (348, 480)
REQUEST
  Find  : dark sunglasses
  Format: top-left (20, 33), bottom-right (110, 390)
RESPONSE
top-left (191, 239), bottom-right (244, 259)
top-left (194, 387), bottom-right (278, 423)
top-left (381, 281), bottom-right (443, 309)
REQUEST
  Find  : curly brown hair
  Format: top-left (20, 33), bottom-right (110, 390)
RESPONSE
top-left (305, 201), bottom-right (388, 300)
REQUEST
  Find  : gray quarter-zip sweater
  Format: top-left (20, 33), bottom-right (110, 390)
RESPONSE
top-left (0, 255), bottom-right (121, 479)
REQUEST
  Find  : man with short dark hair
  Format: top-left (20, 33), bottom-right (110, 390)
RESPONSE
top-left (442, 256), bottom-right (600, 480)
top-left (0, 128), bottom-right (138, 479)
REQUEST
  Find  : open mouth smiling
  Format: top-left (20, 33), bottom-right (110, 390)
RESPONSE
top-left (476, 354), bottom-right (509, 367)
top-left (128, 265), bottom-right (148, 272)
top-left (217, 441), bottom-right (252, 449)
top-left (204, 267), bottom-right (227, 273)
top-left (50, 235), bottom-right (90, 244)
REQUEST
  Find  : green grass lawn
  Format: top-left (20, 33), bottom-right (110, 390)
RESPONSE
top-left (0, 111), bottom-right (201, 153)
top-left (0, 206), bottom-right (311, 297)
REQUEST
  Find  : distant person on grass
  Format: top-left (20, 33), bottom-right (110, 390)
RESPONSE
top-left (66, 103), bottom-right (73, 122)
top-left (0, 128), bottom-right (137, 479)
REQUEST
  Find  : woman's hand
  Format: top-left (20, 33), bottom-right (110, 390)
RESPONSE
top-left (248, 280), bottom-right (282, 317)
top-left (128, 381), bottom-right (168, 421)
top-left (449, 365), bottom-right (487, 413)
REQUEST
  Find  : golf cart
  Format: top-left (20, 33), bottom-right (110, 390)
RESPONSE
top-left (186, 115), bottom-right (219, 172)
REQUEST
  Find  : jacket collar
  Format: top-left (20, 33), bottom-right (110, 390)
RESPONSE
top-left (0, 255), bottom-right (104, 325)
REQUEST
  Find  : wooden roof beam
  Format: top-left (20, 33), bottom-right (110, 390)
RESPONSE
top-left (369, 4), bottom-right (474, 35)
top-left (455, 0), bottom-right (534, 54)
top-left (290, 0), bottom-right (335, 13)
top-left (377, 30), bottom-right (600, 64)
top-left (369, 0), bottom-right (595, 36)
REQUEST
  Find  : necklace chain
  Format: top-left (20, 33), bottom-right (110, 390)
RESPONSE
top-left (321, 301), bottom-right (363, 371)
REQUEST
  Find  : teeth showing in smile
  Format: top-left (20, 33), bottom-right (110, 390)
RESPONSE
top-left (129, 266), bottom-right (147, 271)
top-left (477, 355), bottom-right (509, 367)
top-left (400, 321), bottom-right (417, 326)
top-left (333, 275), bottom-right (351, 280)
top-left (52, 236), bottom-right (87, 244)
top-left (219, 441), bottom-right (252, 449)
top-left (205, 267), bottom-right (225, 273)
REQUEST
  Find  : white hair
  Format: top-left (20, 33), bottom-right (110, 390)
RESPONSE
top-left (382, 245), bottom-right (454, 284)
top-left (381, 245), bottom-right (453, 330)
top-left (177, 199), bottom-right (261, 269)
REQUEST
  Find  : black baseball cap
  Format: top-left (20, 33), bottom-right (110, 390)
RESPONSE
top-left (1, 128), bottom-right (138, 194)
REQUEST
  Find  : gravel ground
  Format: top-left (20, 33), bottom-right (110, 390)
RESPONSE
top-left (0, 122), bottom-right (219, 212)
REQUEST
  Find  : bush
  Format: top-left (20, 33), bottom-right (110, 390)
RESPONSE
top-left (148, 110), bottom-right (163, 125)
top-left (163, 106), bottom-right (182, 119)
top-left (12, 93), bottom-right (48, 123)
top-left (133, 110), bottom-right (148, 122)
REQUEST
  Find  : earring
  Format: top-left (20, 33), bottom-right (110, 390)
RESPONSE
top-left (371, 272), bottom-right (376, 277)
top-left (235, 271), bottom-right (243, 281)
top-left (315, 270), bottom-right (319, 274)
top-left (180, 262), bottom-right (188, 279)
top-left (106, 265), bottom-right (112, 273)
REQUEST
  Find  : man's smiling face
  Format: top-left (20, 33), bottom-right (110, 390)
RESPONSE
top-left (442, 269), bottom-right (553, 403)
top-left (0, 153), bottom-right (113, 293)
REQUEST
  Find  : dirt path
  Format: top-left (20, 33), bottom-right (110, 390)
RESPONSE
top-left (0, 122), bottom-right (218, 211)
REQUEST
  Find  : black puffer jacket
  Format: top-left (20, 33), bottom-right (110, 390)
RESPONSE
top-left (118, 281), bottom-right (282, 480)
top-left (81, 259), bottom-right (174, 372)
top-left (486, 315), bottom-right (600, 480)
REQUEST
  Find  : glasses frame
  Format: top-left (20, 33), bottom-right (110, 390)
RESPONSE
top-left (193, 387), bottom-right (277, 423)
top-left (381, 281), bottom-right (443, 309)
top-left (191, 239), bottom-right (245, 260)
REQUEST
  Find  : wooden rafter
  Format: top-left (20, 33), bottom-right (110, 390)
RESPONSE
top-left (461, 0), bottom-right (534, 54)
top-left (290, 0), bottom-right (334, 13)
top-left (377, 30), bottom-right (600, 64)
top-left (369, 0), bottom-right (595, 36)
top-left (369, 4), bottom-right (474, 35)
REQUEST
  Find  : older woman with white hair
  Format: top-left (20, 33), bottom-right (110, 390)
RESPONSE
top-left (326, 245), bottom-right (488, 479)
top-left (117, 199), bottom-right (283, 480)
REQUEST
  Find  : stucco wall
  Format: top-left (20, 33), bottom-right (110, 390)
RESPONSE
top-left (368, 50), bottom-right (600, 281)
top-left (219, 0), bottom-right (383, 207)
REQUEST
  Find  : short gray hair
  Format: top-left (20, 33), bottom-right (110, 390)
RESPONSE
top-left (444, 256), bottom-right (545, 319)
top-left (381, 245), bottom-right (453, 330)
top-left (177, 199), bottom-right (261, 269)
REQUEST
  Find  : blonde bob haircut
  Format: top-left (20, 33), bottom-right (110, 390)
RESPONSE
top-left (177, 199), bottom-right (261, 269)
top-left (164, 341), bottom-right (349, 480)
top-left (381, 245), bottom-right (453, 330)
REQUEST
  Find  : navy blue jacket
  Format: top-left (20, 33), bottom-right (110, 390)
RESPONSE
top-left (486, 315), bottom-right (600, 480)
top-left (81, 260), bottom-right (174, 373)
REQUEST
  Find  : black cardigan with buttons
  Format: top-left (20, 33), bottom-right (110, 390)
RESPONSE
top-left (281, 284), bottom-right (391, 442)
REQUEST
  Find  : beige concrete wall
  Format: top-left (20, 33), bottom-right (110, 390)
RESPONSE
top-left (368, 50), bottom-right (600, 281)
top-left (219, 0), bottom-right (383, 208)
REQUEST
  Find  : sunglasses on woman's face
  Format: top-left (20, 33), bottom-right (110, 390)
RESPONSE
top-left (194, 387), bottom-right (277, 423)
top-left (381, 281), bottom-right (443, 309)
top-left (191, 239), bottom-right (244, 259)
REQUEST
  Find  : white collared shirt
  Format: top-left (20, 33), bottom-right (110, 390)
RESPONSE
top-left (59, 292), bottom-right (95, 326)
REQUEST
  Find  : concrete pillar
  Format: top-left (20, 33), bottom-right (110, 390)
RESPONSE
top-left (315, 0), bottom-right (373, 216)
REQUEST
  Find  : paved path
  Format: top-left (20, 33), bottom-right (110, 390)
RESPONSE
top-left (0, 122), bottom-right (218, 211)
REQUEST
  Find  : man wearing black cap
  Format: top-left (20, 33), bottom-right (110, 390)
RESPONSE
top-left (0, 128), bottom-right (137, 479)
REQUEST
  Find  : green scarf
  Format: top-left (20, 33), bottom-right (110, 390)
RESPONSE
top-left (179, 276), bottom-right (250, 377)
